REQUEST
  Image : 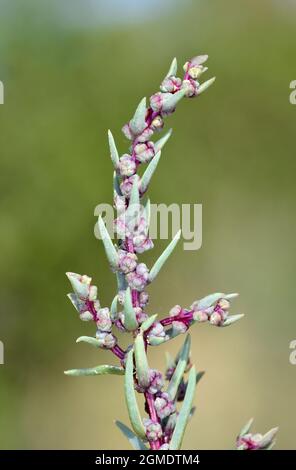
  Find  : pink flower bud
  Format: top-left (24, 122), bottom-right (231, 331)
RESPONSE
top-left (118, 249), bottom-right (137, 274)
top-left (155, 392), bottom-right (176, 419)
top-left (144, 419), bottom-right (163, 442)
top-left (95, 331), bottom-right (117, 349)
top-left (193, 310), bottom-right (208, 323)
top-left (151, 115), bottom-right (164, 130)
top-left (117, 154), bottom-right (136, 177)
top-left (169, 305), bottom-right (182, 317)
top-left (182, 78), bottom-right (199, 98)
top-left (126, 263), bottom-right (149, 291)
top-left (160, 76), bottom-right (182, 93)
top-left (120, 175), bottom-right (138, 197)
top-left (134, 141), bottom-right (155, 163)
top-left (148, 369), bottom-right (164, 394)
top-left (139, 291), bottom-right (149, 308)
top-left (96, 307), bottom-right (112, 332)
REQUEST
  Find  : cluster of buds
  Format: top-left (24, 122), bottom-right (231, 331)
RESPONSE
top-left (66, 272), bottom-right (116, 349)
top-left (236, 419), bottom-right (278, 450)
top-left (65, 55), bottom-right (277, 451)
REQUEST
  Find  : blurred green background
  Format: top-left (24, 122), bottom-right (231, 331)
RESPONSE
top-left (0, 0), bottom-right (295, 449)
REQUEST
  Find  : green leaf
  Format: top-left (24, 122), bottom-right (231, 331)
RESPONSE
top-left (110, 295), bottom-right (118, 321)
top-left (198, 77), bottom-right (216, 95)
top-left (239, 418), bottom-right (254, 437)
top-left (64, 365), bottom-right (124, 376)
top-left (196, 371), bottom-right (205, 385)
top-left (165, 57), bottom-right (177, 78)
top-left (149, 230), bottom-right (181, 282)
top-left (167, 335), bottom-right (191, 400)
top-left (154, 129), bottom-right (172, 153)
top-left (108, 130), bottom-right (120, 168)
top-left (169, 366), bottom-right (196, 450)
top-left (162, 89), bottom-right (186, 113)
top-left (76, 336), bottom-right (101, 348)
top-left (98, 216), bottom-right (118, 269)
top-left (123, 287), bottom-right (138, 331)
top-left (134, 334), bottom-right (150, 388)
top-left (140, 314), bottom-right (158, 333)
top-left (140, 150), bottom-right (161, 194)
top-left (222, 314), bottom-right (244, 327)
top-left (113, 171), bottom-right (122, 196)
top-left (116, 272), bottom-right (127, 291)
top-left (130, 97), bottom-right (147, 135)
top-left (115, 421), bottom-right (147, 450)
top-left (124, 350), bottom-right (146, 439)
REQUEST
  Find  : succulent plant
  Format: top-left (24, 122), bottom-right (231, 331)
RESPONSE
top-left (65, 55), bottom-right (278, 450)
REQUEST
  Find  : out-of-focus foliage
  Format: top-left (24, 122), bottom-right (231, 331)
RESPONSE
top-left (0, 0), bottom-right (295, 449)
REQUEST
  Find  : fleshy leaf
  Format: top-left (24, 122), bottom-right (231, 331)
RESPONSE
top-left (124, 350), bottom-right (146, 439)
top-left (167, 334), bottom-right (191, 400)
top-left (139, 150), bottom-right (161, 194)
top-left (123, 287), bottom-right (138, 331)
top-left (154, 128), bottom-right (172, 153)
top-left (98, 215), bottom-right (119, 269)
top-left (222, 314), bottom-right (244, 327)
top-left (116, 272), bottom-right (127, 291)
top-left (198, 77), bottom-right (216, 95)
top-left (134, 333), bottom-right (150, 388)
top-left (169, 366), bottom-right (196, 450)
top-left (239, 418), bottom-right (254, 437)
top-left (110, 295), bottom-right (118, 320)
top-left (108, 130), bottom-right (120, 168)
top-left (115, 421), bottom-right (147, 450)
top-left (161, 89), bottom-right (186, 113)
top-left (76, 336), bottom-right (101, 348)
top-left (140, 314), bottom-right (158, 333)
top-left (165, 57), bottom-right (177, 78)
top-left (64, 365), bottom-right (124, 376)
top-left (149, 230), bottom-right (181, 282)
top-left (113, 171), bottom-right (122, 196)
top-left (130, 97), bottom-right (147, 135)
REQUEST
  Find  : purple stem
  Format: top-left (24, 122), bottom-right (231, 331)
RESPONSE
top-left (145, 392), bottom-right (161, 450)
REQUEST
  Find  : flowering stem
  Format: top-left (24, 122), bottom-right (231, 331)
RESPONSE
top-left (111, 345), bottom-right (125, 361)
top-left (145, 392), bottom-right (161, 450)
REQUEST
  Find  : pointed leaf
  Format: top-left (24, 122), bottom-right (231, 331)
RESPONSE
top-left (222, 314), bottom-right (244, 327)
top-left (239, 418), bottom-right (254, 437)
top-left (123, 287), bottom-right (138, 331)
top-left (140, 150), bottom-right (161, 194)
top-left (167, 335), bottom-right (191, 400)
top-left (116, 272), bottom-right (127, 291)
top-left (76, 336), bottom-right (101, 348)
top-left (260, 427), bottom-right (279, 448)
top-left (113, 171), bottom-right (122, 196)
top-left (108, 130), bottom-right (120, 168)
top-left (169, 366), bottom-right (196, 450)
top-left (134, 333), bottom-right (150, 388)
top-left (110, 295), bottom-right (118, 321)
top-left (165, 352), bottom-right (175, 371)
top-left (165, 57), bottom-right (177, 78)
top-left (198, 77), bottom-right (216, 95)
top-left (149, 230), bottom-right (181, 282)
top-left (130, 97), bottom-right (147, 135)
top-left (140, 314), bottom-right (158, 333)
top-left (124, 350), bottom-right (146, 439)
top-left (64, 364), bottom-right (124, 376)
top-left (98, 215), bottom-right (118, 269)
top-left (115, 421), bottom-right (147, 450)
top-left (154, 129), bottom-right (172, 153)
top-left (162, 89), bottom-right (186, 113)
top-left (196, 371), bottom-right (205, 385)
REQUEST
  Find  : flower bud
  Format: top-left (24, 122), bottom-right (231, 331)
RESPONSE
top-left (66, 272), bottom-right (96, 301)
top-left (117, 154), bottom-right (136, 177)
top-left (182, 79), bottom-right (199, 98)
top-left (148, 369), bottom-right (164, 394)
top-left (160, 76), bottom-right (182, 93)
top-left (209, 311), bottom-right (225, 326)
top-left (134, 141), bottom-right (155, 163)
top-left (155, 392), bottom-right (176, 419)
top-left (95, 331), bottom-right (117, 349)
top-left (79, 310), bottom-right (94, 321)
top-left (147, 322), bottom-right (167, 345)
top-left (120, 175), bottom-right (138, 198)
top-left (136, 127), bottom-right (154, 143)
top-left (134, 307), bottom-right (148, 325)
top-left (144, 419), bottom-right (162, 442)
top-left (139, 291), bottom-right (149, 308)
top-left (126, 263), bottom-right (149, 291)
top-left (96, 307), bottom-right (112, 332)
top-left (118, 249), bottom-right (137, 274)
top-left (151, 115), bottom-right (164, 131)
top-left (172, 320), bottom-right (188, 335)
top-left (169, 304), bottom-right (182, 317)
top-left (113, 193), bottom-right (126, 215)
